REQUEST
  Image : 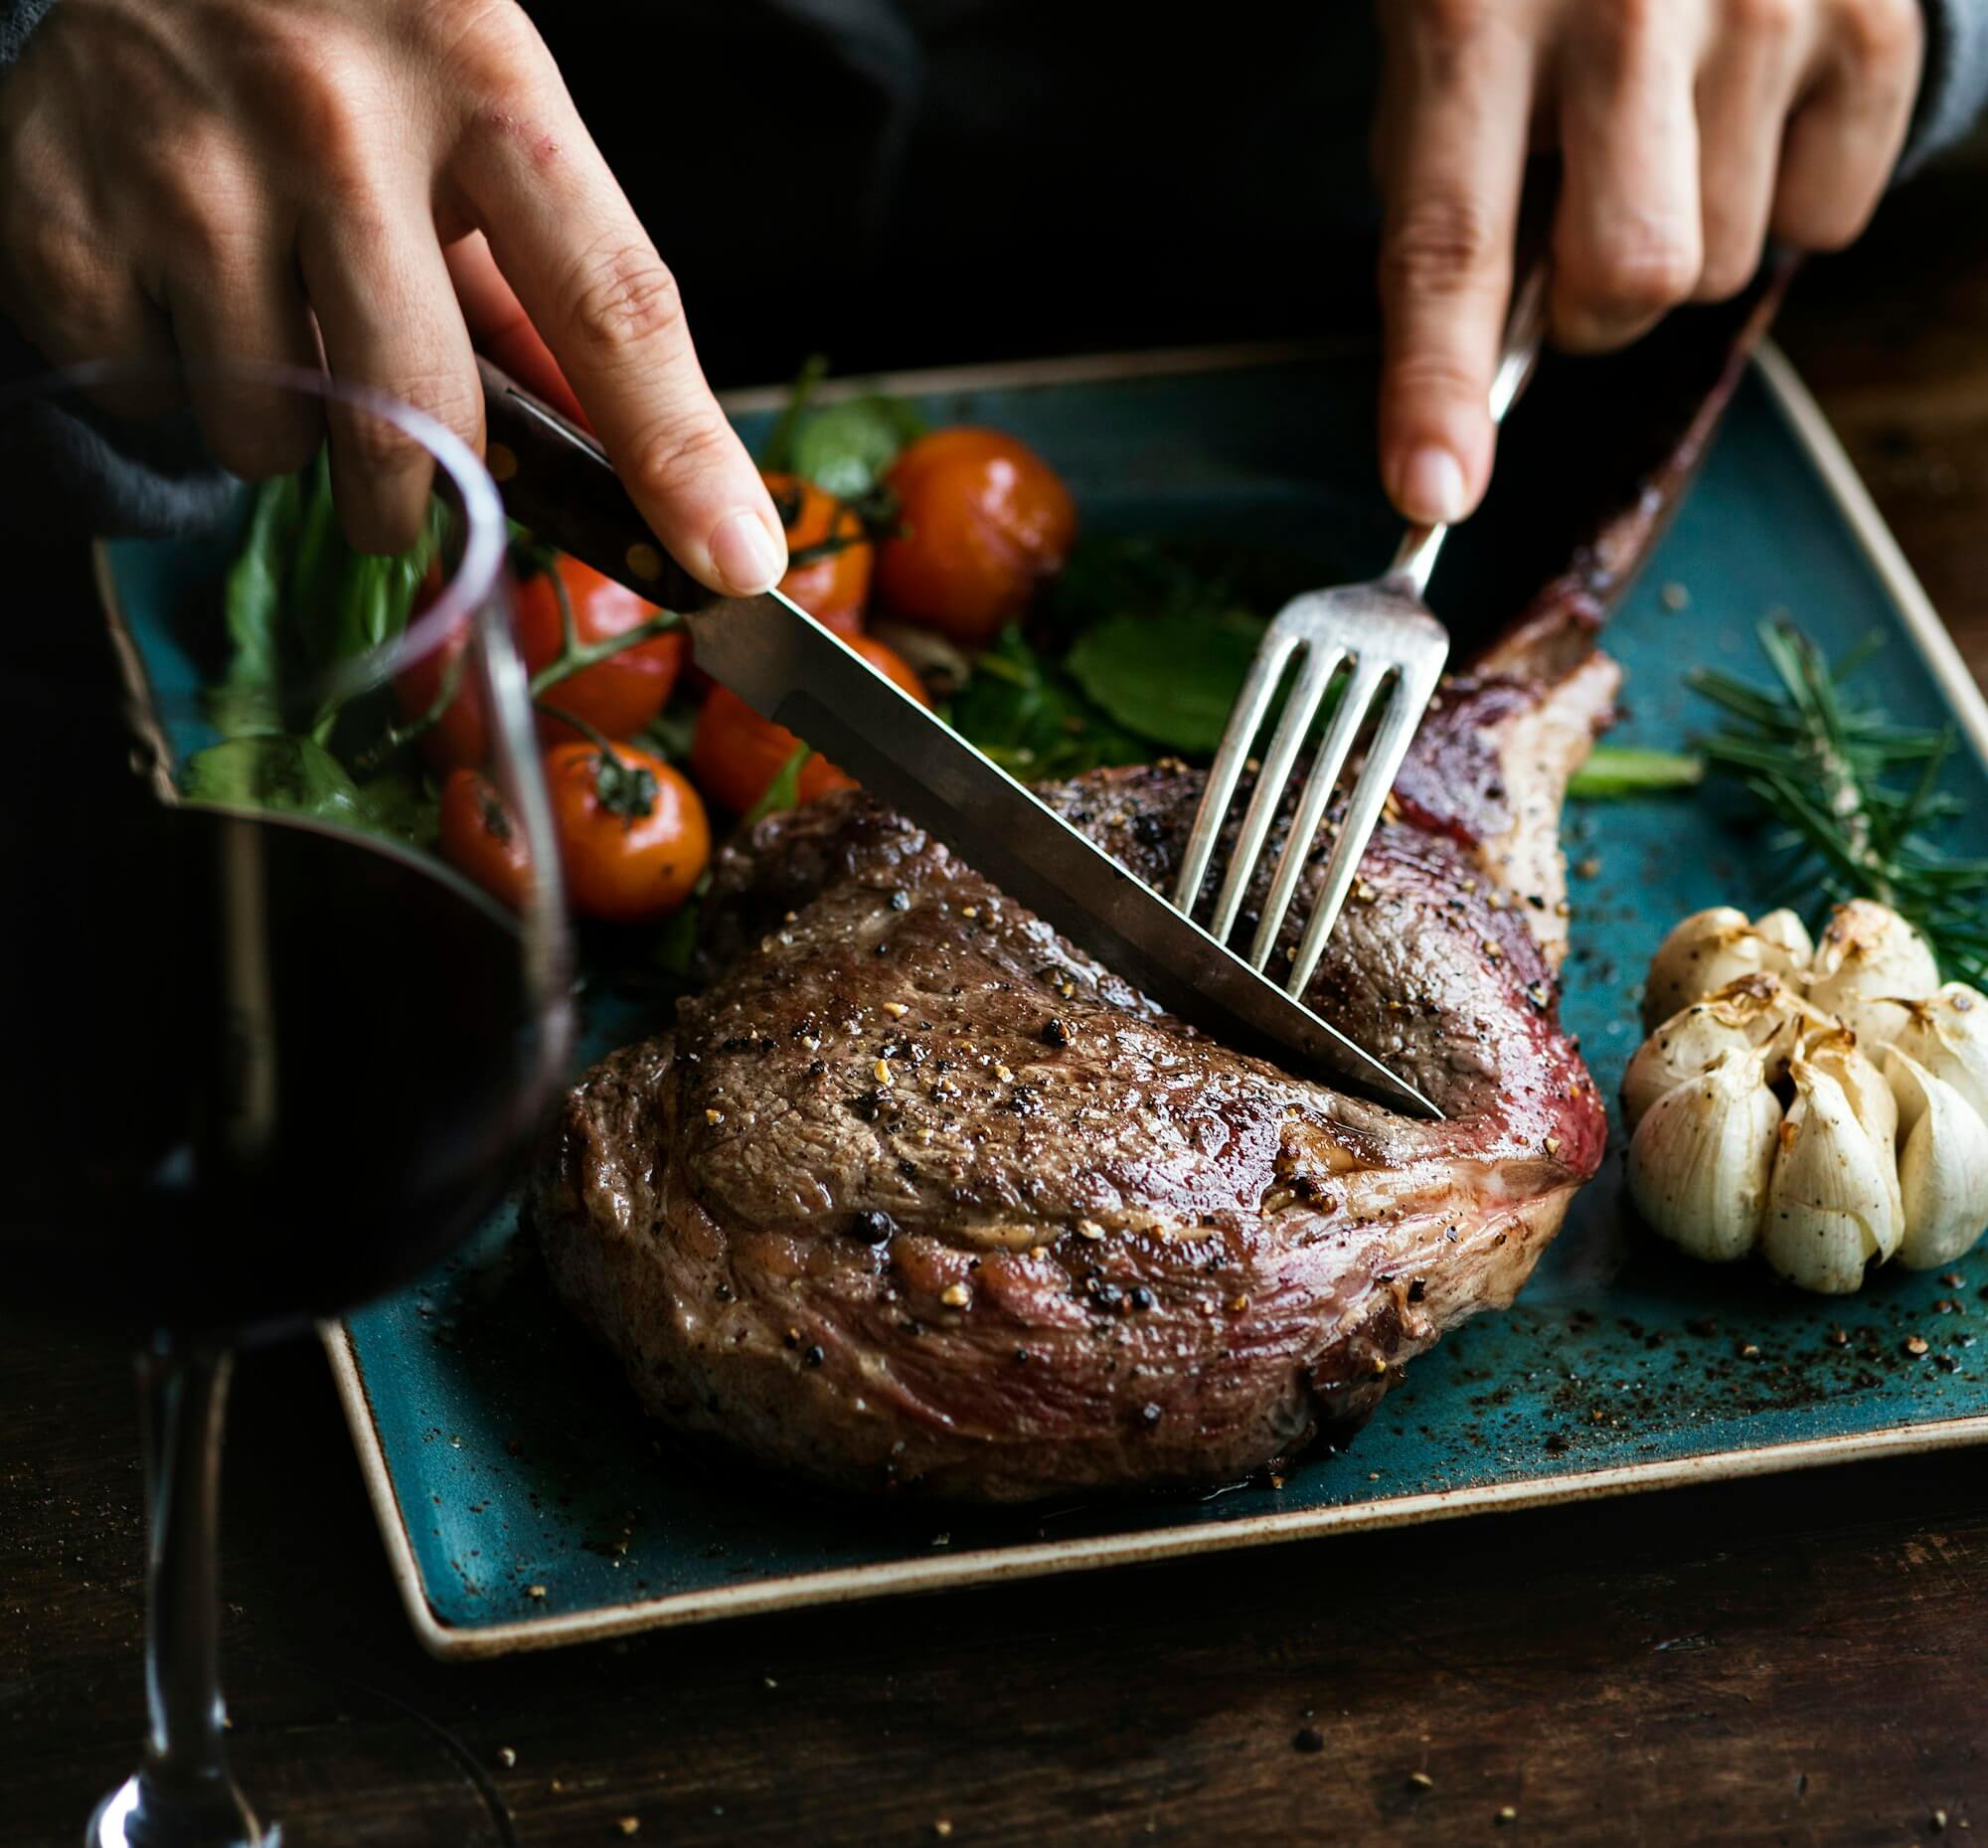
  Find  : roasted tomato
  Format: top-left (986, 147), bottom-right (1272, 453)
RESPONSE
top-left (437, 767), bottom-right (531, 912)
top-left (545, 740), bottom-right (710, 924)
top-left (512, 555), bottom-right (687, 745)
top-left (874, 428), bottom-right (1076, 646)
top-left (689, 636), bottom-right (926, 816)
top-left (764, 470), bottom-right (871, 637)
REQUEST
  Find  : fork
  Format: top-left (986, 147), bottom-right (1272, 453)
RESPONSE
top-left (1172, 260), bottom-right (1550, 1001)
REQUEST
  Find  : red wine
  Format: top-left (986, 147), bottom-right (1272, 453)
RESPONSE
top-left (1, 699), bottom-right (568, 1340)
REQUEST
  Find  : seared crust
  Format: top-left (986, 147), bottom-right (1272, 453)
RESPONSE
top-left (532, 647), bottom-right (1616, 1502)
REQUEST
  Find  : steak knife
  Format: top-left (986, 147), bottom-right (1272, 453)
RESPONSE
top-left (476, 357), bottom-right (1441, 1118)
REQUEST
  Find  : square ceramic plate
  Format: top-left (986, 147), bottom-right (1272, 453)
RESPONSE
top-left (107, 340), bottom-right (1988, 1658)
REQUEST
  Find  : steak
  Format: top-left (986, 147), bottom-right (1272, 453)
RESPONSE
top-left (531, 288), bottom-right (1786, 1503)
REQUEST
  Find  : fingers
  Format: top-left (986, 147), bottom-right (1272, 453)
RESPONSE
top-left (1375, 4), bottom-right (1538, 526)
top-left (1692, 3), bottom-right (1811, 300)
top-left (162, 212), bottom-right (323, 481)
top-left (446, 232), bottom-right (587, 426)
top-left (1550, 5), bottom-right (1704, 352)
top-left (1773, 0), bottom-right (1923, 251)
top-left (454, 96), bottom-right (785, 595)
top-left (299, 191), bottom-right (483, 555)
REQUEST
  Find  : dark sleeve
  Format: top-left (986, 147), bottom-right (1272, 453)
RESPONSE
top-left (1906, 0), bottom-right (1988, 170)
top-left (0, 0), bottom-right (54, 63)
top-left (0, 1), bottom-right (235, 540)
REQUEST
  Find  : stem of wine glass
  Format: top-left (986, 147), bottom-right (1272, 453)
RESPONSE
top-left (89, 1344), bottom-right (263, 1848)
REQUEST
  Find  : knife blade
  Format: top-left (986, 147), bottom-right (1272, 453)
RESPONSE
top-left (477, 358), bottom-right (1441, 1117)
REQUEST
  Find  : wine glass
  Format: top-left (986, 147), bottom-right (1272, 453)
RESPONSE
top-left (0, 361), bottom-right (575, 1846)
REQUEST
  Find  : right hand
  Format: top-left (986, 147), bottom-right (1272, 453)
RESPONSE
top-left (0, 0), bottom-right (787, 591)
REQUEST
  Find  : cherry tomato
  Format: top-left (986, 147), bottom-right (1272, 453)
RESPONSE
top-left (546, 741), bottom-right (710, 924)
top-left (512, 555), bottom-right (687, 745)
top-left (690, 637), bottom-right (927, 817)
top-left (765, 470), bottom-right (870, 636)
top-left (874, 428), bottom-right (1076, 646)
top-left (394, 555), bottom-right (690, 769)
top-left (392, 566), bottom-right (488, 772)
top-left (438, 767), bottom-right (532, 912)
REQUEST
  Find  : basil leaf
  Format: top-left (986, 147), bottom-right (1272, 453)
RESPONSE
top-left (759, 354), bottom-right (830, 474)
top-left (744, 743), bottom-right (811, 824)
top-left (213, 475), bottom-right (302, 736)
top-left (355, 767), bottom-right (441, 847)
top-left (182, 735), bottom-right (366, 822)
top-left (1065, 606), bottom-right (1266, 754)
top-left (945, 627), bottom-right (1145, 782)
top-left (789, 396), bottom-right (927, 500)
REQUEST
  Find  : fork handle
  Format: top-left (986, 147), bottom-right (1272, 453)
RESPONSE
top-left (1387, 255), bottom-right (1551, 598)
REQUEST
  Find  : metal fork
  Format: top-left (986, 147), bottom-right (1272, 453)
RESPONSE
top-left (1172, 262), bottom-right (1550, 1000)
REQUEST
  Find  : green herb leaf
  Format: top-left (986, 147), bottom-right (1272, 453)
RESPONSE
top-left (1566, 747), bottom-right (1705, 800)
top-left (213, 475), bottom-right (303, 736)
top-left (639, 697), bottom-right (699, 764)
top-left (759, 353), bottom-right (830, 474)
top-left (1688, 619), bottom-right (1987, 985)
top-left (788, 396), bottom-right (928, 500)
top-left (743, 744), bottom-right (811, 825)
top-left (1065, 606), bottom-right (1267, 754)
top-left (945, 626), bottom-right (1146, 781)
top-left (355, 768), bottom-right (440, 847)
top-left (182, 735), bottom-right (366, 822)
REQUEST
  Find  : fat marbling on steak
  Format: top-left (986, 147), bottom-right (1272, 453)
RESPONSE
top-left (531, 289), bottom-right (1784, 1502)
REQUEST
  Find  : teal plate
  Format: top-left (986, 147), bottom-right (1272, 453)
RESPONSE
top-left (107, 342), bottom-right (1988, 1657)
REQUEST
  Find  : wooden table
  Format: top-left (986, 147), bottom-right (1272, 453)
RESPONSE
top-left (8, 153), bottom-right (1988, 1848)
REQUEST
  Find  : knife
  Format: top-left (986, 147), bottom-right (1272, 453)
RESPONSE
top-left (476, 357), bottom-right (1441, 1117)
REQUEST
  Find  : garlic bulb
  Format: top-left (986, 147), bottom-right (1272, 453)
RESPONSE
top-left (1805, 899), bottom-right (1940, 1047)
top-left (1805, 1029), bottom-right (1903, 1249)
top-left (1752, 908), bottom-right (1816, 968)
top-left (1760, 1056), bottom-right (1903, 1293)
top-left (1884, 1048), bottom-right (1988, 1269)
top-left (1890, 983), bottom-right (1988, 1125)
top-left (1622, 975), bottom-right (1798, 1133)
top-left (1641, 908), bottom-right (1810, 1033)
top-left (1628, 1047), bottom-right (1782, 1263)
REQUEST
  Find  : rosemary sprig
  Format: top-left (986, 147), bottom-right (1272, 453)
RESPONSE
top-left (1688, 618), bottom-right (1988, 984)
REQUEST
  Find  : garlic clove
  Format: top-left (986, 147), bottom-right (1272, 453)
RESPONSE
top-left (1622, 974), bottom-right (1798, 1133)
top-left (1804, 1029), bottom-right (1903, 1260)
top-left (1753, 909), bottom-right (1815, 968)
top-left (1885, 1048), bottom-right (1988, 1269)
top-left (1890, 983), bottom-right (1988, 1127)
top-left (1805, 899), bottom-right (1940, 1048)
top-left (1641, 908), bottom-right (1807, 1033)
top-left (1628, 1046), bottom-right (1781, 1263)
top-left (1761, 1057), bottom-right (1903, 1292)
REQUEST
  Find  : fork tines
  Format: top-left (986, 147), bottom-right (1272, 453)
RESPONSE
top-left (1171, 588), bottom-right (1448, 1001)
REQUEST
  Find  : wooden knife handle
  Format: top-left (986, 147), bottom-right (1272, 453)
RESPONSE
top-left (474, 356), bottom-right (721, 613)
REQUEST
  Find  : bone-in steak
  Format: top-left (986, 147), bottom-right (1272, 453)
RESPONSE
top-left (531, 622), bottom-right (1616, 1500)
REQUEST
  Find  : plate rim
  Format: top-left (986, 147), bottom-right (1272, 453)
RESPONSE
top-left (323, 336), bottom-right (1988, 1661)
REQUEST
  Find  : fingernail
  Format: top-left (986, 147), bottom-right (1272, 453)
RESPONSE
top-left (709, 509), bottom-right (786, 594)
top-left (1398, 445), bottom-right (1467, 525)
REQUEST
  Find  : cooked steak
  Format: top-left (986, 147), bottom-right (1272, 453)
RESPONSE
top-left (531, 616), bottom-right (1615, 1500)
top-left (532, 286), bottom-right (1787, 1504)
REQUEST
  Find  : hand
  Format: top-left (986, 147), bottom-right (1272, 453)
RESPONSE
top-left (1374, 0), bottom-right (1924, 526)
top-left (0, 0), bottom-right (787, 589)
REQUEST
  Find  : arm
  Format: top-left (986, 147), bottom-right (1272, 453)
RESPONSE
top-left (1373, 0), bottom-right (1950, 530)
top-left (0, 0), bottom-right (786, 592)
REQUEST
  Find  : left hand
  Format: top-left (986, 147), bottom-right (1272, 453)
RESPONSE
top-left (1373, 0), bottom-right (1926, 529)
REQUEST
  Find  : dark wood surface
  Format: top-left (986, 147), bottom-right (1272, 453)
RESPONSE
top-left (8, 154), bottom-right (1988, 1848)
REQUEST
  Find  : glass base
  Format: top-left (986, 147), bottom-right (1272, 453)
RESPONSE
top-left (88, 1768), bottom-right (270, 1848)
